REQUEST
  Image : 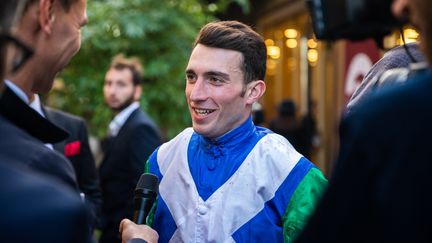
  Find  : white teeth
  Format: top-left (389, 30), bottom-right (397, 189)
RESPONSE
top-left (195, 108), bottom-right (214, 115)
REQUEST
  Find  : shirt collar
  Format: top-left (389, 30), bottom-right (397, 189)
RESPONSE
top-left (198, 115), bottom-right (256, 157)
top-left (29, 94), bottom-right (45, 117)
top-left (5, 80), bottom-right (29, 104)
top-left (109, 101), bottom-right (140, 136)
top-left (28, 94), bottom-right (53, 150)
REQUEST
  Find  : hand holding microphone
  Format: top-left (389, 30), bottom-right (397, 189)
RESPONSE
top-left (119, 173), bottom-right (159, 243)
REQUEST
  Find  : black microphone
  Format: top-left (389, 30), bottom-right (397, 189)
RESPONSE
top-left (133, 173), bottom-right (159, 224)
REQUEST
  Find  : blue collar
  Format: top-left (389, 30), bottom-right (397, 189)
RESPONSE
top-left (198, 116), bottom-right (256, 158)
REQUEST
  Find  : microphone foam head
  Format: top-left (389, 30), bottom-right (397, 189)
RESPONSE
top-left (136, 173), bottom-right (159, 194)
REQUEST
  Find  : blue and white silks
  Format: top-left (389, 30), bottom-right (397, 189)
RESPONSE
top-left (147, 116), bottom-right (325, 242)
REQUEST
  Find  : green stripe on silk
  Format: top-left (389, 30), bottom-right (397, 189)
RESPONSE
top-left (283, 167), bottom-right (328, 243)
top-left (144, 160), bottom-right (156, 226)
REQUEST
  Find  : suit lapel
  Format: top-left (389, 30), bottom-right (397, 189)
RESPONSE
top-left (43, 106), bottom-right (67, 155)
top-left (0, 87), bottom-right (69, 143)
top-left (100, 108), bottom-right (140, 170)
top-left (115, 108), bottom-right (139, 138)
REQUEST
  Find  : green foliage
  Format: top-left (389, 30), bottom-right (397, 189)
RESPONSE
top-left (49, 0), bottom-right (249, 140)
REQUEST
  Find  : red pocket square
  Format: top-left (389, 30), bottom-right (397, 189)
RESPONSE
top-left (64, 141), bottom-right (81, 157)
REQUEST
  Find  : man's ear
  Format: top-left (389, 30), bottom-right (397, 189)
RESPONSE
top-left (39, 0), bottom-right (56, 35)
top-left (245, 80), bottom-right (266, 105)
top-left (134, 85), bottom-right (142, 101)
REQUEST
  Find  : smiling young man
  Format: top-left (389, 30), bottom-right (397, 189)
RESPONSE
top-left (120, 20), bottom-right (327, 243)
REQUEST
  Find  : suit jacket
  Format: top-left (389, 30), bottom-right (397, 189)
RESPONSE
top-left (99, 108), bottom-right (161, 242)
top-left (295, 69), bottom-right (432, 242)
top-left (0, 87), bottom-right (79, 191)
top-left (45, 107), bottom-right (103, 228)
top-left (0, 160), bottom-right (89, 243)
top-left (0, 88), bottom-right (91, 242)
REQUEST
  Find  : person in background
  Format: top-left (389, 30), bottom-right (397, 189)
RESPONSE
top-left (298, 100), bottom-right (320, 160)
top-left (296, 0), bottom-right (432, 241)
top-left (43, 101), bottom-right (102, 232)
top-left (120, 20), bottom-right (327, 243)
top-left (252, 101), bottom-right (267, 127)
top-left (269, 99), bottom-right (302, 153)
top-left (99, 54), bottom-right (161, 243)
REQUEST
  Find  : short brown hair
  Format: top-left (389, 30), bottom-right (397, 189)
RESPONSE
top-left (193, 21), bottom-right (267, 85)
top-left (109, 54), bottom-right (143, 86)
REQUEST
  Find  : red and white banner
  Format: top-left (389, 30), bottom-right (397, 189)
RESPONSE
top-left (343, 39), bottom-right (381, 106)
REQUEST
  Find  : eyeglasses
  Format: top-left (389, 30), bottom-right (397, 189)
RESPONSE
top-left (0, 33), bottom-right (33, 74)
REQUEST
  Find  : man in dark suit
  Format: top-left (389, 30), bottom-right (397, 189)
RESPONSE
top-left (44, 105), bottom-right (103, 230)
top-left (0, 0), bottom-right (90, 242)
top-left (0, 85), bottom-right (79, 190)
top-left (99, 54), bottom-right (162, 243)
top-left (2, 0), bottom-right (88, 192)
top-left (295, 0), bottom-right (432, 242)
